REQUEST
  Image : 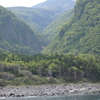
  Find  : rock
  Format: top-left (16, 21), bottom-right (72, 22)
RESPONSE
top-left (65, 90), bottom-right (69, 93)
top-left (0, 83), bottom-right (100, 97)
top-left (10, 93), bottom-right (15, 97)
top-left (16, 95), bottom-right (21, 97)
top-left (74, 90), bottom-right (78, 94)
top-left (88, 88), bottom-right (92, 90)
top-left (21, 94), bottom-right (25, 97)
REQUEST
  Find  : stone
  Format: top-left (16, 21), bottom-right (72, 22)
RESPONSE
top-left (10, 93), bottom-right (15, 97)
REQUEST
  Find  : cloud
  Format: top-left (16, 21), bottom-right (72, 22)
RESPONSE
top-left (0, 0), bottom-right (46, 7)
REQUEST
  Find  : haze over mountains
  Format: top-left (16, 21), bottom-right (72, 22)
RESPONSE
top-left (8, 0), bottom-right (75, 32)
top-left (8, 7), bottom-right (57, 32)
top-left (0, 0), bottom-right (100, 58)
top-left (33, 0), bottom-right (75, 14)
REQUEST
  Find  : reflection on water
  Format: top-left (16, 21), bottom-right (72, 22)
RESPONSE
top-left (1, 94), bottom-right (100, 100)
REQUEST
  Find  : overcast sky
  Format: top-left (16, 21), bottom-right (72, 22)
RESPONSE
top-left (0, 0), bottom-right (46, 7)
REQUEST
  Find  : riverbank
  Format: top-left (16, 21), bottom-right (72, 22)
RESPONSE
top-left (0, 83), bottom-right (100, 97)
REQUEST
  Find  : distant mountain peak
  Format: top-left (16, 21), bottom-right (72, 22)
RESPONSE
top-left (33, 0), bottom-right (75, 14)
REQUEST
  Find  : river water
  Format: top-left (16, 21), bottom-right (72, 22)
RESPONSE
top-left (1, 94), bottom-right (100, 100)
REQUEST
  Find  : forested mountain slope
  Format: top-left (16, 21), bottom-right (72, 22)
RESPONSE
top-left (0, 6), bottom-right (48, 54)
top-left (43, 9), bottom-right (74, 42)
top-left (8, 7), bottom-right (57, 32)
top-left (42, 0), bottom-right (100, 57)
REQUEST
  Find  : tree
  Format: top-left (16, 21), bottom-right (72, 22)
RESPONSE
top-left (48, 63), bottom-right (57, 77)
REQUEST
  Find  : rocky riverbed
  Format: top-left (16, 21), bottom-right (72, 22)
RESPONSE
top-left (0, 83), bottom-right (100, 97)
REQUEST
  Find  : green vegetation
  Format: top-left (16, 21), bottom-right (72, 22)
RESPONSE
top-left (0, 0), bottom-right (100, 86)
top-left (0, 6), bottom-right (49, 54)
top-left (43, 9), bottom-right (74, 42)
top-left (8, 7), bottom-right (57, 32)
top-left (43, 0), bottom-right (100, 57)
top-left (0, 50), bottom-right (100, 86)
top-left (8, 0), bottom-right (75, 33)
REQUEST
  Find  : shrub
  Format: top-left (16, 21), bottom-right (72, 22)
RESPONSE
top-left (19, 70), bottom-right (33, 77)
top-left (0, 72), bottom-right (15, 80)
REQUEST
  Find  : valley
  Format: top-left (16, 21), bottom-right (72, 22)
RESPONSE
top-left (0, 0), bottom-right (100, 86)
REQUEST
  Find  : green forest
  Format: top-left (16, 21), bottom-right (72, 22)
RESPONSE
top-left (0, 6), bottom-right (49, 54)
top-left (0, 0), bottom-right (100, 86)
top-left (43, 9), bottom-right (74, 42)
top-left (43, 0), bottom-right (100, 57)
top-left (8, 7), bottom-right (57, 32)
top-left (0, 49), bottom-right (100, 86)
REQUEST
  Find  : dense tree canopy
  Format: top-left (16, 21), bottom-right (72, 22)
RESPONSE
top-left (43, 9), bottom-right (74, 42)
top-left (43, 0), bottom-right (100, 57)
top-left (0, 51), bottom-right (100, 86)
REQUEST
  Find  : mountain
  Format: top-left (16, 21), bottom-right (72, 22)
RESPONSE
top-left (42, 0), bottom-right (100, 57)
top-left (8, 7), bottom-right (57, 32)
top-left (8, 0), bottom-right (75, 33)
top-left (43, 9), bottom-right (74, 42)
top-left (33, 0), bottom-right (75, 14)
top-left (0, 6), bottom-right (49, 54)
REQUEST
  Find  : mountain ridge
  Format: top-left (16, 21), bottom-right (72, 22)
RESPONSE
top-left (33, 0), bottom-right (75, 14)
top-left (8, 0), bottom-right (75, 32)
top-left (8, 7), bottom-right (57, 32)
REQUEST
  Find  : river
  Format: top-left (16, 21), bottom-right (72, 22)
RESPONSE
top-left (1, 94), bottom-right (100, 100)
